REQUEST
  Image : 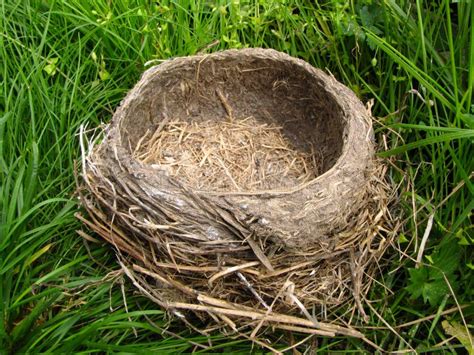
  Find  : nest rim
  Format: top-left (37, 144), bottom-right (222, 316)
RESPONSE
top-left (109, 48), bottom-right (373, 195)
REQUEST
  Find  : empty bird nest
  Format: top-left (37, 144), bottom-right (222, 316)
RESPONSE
top-left (76, 48), bottom-right (398, 347)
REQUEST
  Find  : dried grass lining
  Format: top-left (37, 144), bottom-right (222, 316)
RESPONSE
top-left (132, 116), bottom-right (321, 191)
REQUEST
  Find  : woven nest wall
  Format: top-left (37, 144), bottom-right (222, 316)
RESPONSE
top-left (77, 48), bottom-right (396, 341)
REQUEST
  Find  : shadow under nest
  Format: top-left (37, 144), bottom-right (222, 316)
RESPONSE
top-left (76, 49), bottom-right (399, 346)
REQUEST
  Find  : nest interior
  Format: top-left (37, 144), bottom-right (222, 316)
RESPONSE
top-left (77, 49), bottom-right (396, 342)
top-left (132, 116), bottom-right (323, 191)
top-left (121, 52), bottom-right (345, 176)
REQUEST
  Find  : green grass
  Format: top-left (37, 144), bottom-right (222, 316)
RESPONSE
top-left (1, 0), bottom-right (473, 353)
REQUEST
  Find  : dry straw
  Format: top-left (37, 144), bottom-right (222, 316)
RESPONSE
top-left (132, 116), bottom-right (321, 191)
top-left (76, 49), bottom-right (398, 346)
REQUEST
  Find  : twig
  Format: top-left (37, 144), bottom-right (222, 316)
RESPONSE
top-left (216, 88), bottom-right (233, 122)
top-left (246, 237), bottom-right (274, 272)
top-left (120, 276), bottom-right (138, 337)
top-left (237, 271), bottom-right (270, 310)
top-left (350, 248), bottom-right (369, 323)
top-left (208, 261), bottom-right (259, 285)
top-left (416, 213), bottom-right (435, 267)
top-left (170, 298), bottom-right (363, 338)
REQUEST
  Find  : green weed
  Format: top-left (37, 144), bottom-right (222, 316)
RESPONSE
top-left (0, 0), bottom-right (472, 352)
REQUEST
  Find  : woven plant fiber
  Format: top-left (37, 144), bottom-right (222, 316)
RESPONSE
top-left (77, 48), bottom-right (397, 342)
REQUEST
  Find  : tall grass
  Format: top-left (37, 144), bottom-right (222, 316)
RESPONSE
top-left (1, 0), bottom-right (472, 352)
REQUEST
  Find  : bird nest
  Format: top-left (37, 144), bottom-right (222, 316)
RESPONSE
top-left (76, 48), bottom-right (397, 345)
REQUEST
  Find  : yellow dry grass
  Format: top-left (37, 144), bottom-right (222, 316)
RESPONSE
top-left (133, 116), bottom-right (321, 191)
